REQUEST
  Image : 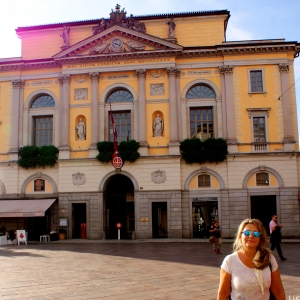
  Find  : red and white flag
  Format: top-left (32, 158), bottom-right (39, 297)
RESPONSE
top-left (109, 103), bottom-right (118, 153)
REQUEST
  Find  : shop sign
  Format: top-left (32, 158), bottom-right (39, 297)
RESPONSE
top-left (192, 197), bottom-right (217, 202)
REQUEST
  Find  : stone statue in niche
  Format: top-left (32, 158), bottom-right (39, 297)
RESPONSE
top-left (166, 17), bottom-right (176, 38)
top-left (76, 118), bottom-right (86, 140)
top-left (61, 25), bottom-right (70, 49)
top-left (153, 114), bottom-right (164, 137)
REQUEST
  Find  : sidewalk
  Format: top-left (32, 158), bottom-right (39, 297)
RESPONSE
top-left (37, 238), bottom-right (300, 244)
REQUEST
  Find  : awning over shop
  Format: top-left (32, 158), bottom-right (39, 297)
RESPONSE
top-left (0, 199), bottom-right (56, 217)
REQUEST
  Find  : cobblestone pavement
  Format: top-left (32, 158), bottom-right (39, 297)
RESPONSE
top-left (0, 242), bottom-right (299, 300)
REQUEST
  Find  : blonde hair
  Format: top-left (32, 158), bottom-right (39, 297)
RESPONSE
top-left (233, 218), bottom-right (271, 270)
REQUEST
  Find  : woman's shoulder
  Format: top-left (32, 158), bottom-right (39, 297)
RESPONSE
top-left (269, 254), bottom-right (278, 272)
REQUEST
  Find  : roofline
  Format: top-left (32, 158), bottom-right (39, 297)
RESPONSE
top-left (16, 10), bottom-right (230, 32)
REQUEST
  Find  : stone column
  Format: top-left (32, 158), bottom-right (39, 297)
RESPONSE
top-left (89, 72), bottom-right (100, 157)
top-left (167, 67), bottom-right (180, 155)
top-left (136, 69), bottom-right (148, 155)
top-left (9, 79), bottom-right (25, 161)
top-left (59, 74), bottom-right (71, 159)
top-left (279, 64), bottom-right (295, 151)
top-left (175, 68), bottom-right (182, 141)
top-left (219, 66), bottom-right (237, 153)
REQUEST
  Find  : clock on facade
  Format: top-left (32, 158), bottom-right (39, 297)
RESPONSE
top-left (110, 38), bottom-right (123, 51)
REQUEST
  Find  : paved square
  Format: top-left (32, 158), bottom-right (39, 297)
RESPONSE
top-left (0, 242), bottom-right (299, 299)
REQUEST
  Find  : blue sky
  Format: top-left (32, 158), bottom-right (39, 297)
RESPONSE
top-left (1, 0), bottom-right (300, 140)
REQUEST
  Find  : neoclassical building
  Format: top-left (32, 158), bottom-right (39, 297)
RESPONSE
top-left (0, 5), bottom-right (299, 240)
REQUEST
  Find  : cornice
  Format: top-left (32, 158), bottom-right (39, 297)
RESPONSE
top-left (0, 43), bottom-right (298, 72)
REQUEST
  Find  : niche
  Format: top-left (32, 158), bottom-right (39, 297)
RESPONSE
top-left (75, 115), bottom-right (86, 141)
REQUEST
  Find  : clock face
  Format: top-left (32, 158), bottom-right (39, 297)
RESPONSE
top-left (111, 38), bottom-right (123, 49)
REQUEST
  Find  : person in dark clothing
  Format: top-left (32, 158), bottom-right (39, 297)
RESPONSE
top-left (209, 219), bottom-right (222, 254)
top-left (269, 214), bottom-right (287, 261)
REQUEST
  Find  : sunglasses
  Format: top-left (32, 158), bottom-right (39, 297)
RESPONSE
top-left (242, 230), bottom-right (261, 238)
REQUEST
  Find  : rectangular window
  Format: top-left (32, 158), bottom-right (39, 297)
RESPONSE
top-left (253, 117), bottom-right (266, 142)
top-left (109, 111), bottom-right (131, 142)
top-left (190, 107), bottom-right (213, 140)
top-left (256, 173), bottom-right (269, 186)
top-left (33, 116), bottom-right (53, 146)
top-left (250, 70), bottom-right (263, 92)
top-left (34, 179), bottom-right (45, 191)
top-left (198, 174), bottom-right (211, 187)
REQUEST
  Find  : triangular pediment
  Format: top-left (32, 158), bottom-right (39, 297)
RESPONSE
top-left (53, 25), bottom-right (183, 61)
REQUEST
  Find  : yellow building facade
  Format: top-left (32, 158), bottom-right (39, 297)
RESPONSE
top-left (0, 6), bottom-right (299, 240)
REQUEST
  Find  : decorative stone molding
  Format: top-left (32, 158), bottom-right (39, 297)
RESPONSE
top-left (73, 75), bottom-right (89, 83)
top-left (149, 70), bottom-right (165, 79)
top-left (74, 88), bottom-right (88, 100)
top-left (62, 74), bottom-right (71, 84)
top-left (188, 70), bottom-right (212, 76)
top-left (12, 79), bottom-right (25, 88)
top-left (279, 63), bottom-right (289, 72)
top-left (72, 172), bottom-right (86, 186)
top-left (107, 74), bottom-right (129, 80)
top-left (246, 107), bottom-right (271, 118)
top-left (31, 80), bottom-right (53, 86)
top-left (166, 67), bottom-right (177, 77)
top-left (150, 84), bottom-right (164, 96)
top-left (259, 165), bottom-right (266, 171)
top-left (200, 167), bottom-right (207, 173)
top-left (219, 66), bottom-right (233, 74)
top-left (151, 170), bottom-right (166, 184)
top-left (92, 5), bottom-right (146, 35)
top-left (136, 69), bottom-right (146, 79)
top-left (58, 75), bottom-right (64, 85)
top-left (89, 72), bottom-right (99, 82)
top-left (175, 68), bottom-right (181, 77)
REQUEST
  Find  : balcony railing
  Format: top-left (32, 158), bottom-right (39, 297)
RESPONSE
top-left (253, 142), bottom-right (268, 152)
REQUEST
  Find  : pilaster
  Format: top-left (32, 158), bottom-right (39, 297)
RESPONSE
top-left (9, 79), bottom-right (25, 161)
top-left (219, 66), bottom-right (237, 153)
top-left (89, 72), bottom-right (100, 158)
top-left (167, 67), bottom-right (180, 155)
top-left (136, 69), bottom-right (148, 156)
top-left (279, 64), bottom-right (296, 151)
top-left (59, 74), bottom-right (71, 159)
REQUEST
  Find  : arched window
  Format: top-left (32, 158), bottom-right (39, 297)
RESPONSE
top-left (31, 95), bottom-right (55, 108)
top-left (107, 89), bottom-right (133, 103)
top-left (187, 84), bottom-right (215, 99)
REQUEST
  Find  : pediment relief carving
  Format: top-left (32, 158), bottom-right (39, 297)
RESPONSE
top-left (89, 38), bottom-right (148, 55)
top-left (53, 26), bottom-right (182, 60)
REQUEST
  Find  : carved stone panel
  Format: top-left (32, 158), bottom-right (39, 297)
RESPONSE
top-left (151, 170), bottom-right (166, 184)
top-left (72, 172), bottom-right (86, 186)
top-left (74, 88), bottom-right (88, 100)
top-left (150, 84), bottom-right (165, 96)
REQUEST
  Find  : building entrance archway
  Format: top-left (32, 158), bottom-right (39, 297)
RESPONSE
top-left (103, 174), bottom-right (135, 239)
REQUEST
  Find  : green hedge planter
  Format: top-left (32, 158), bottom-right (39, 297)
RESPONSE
top-left (96, 140), bottom-right (140, 163)
top-left (180, 138), bottom-right (228, 164)
top-left (17, 145), bottom-right (59, 169)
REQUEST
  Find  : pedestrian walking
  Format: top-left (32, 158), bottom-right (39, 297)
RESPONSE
top-left (269, 214), bottom-right (287, 261)
top-left (209, 219), bottom-right (222, 254)
top-left (218, 218), bottom-right (285, 300)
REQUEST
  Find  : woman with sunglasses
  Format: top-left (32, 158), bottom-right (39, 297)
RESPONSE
top-left (217, 218), bottom-right (285, 300)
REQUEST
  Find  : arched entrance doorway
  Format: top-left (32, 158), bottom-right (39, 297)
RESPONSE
top-left (103, 174), bottom-right (135, 239)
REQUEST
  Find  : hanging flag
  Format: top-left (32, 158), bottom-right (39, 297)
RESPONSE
top-left (110, 103), bottom-right (123, 169)
top-left (110, 103), bottom-right (118, 153)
